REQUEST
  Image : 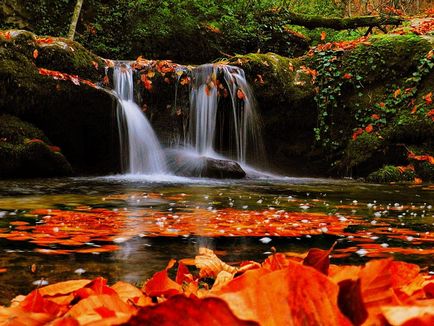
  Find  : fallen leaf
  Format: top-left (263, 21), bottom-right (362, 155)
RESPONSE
top-left (195, 247), bottom-right (238, 278)
top-left (123, 295), bottom-right (257, 325)
top-left (143, 270), bottom-right (182, 297)
top-left (338, 279), bottom-right (368, 325)
top-left (303, 242), bottom-right (336, 275)
top-left (215, 261), bottom-right (351, 325)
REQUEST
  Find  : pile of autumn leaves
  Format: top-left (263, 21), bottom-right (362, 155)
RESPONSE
top-left (1, 247), bottom-right (433, 326)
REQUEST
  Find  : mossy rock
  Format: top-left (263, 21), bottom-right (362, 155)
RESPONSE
top-left (0, 114), bottom-right (72, 178)
top-left (383, 110), bottom-right (434, 143)
top-left (228, 53), bottom-right (314, 102)
top-left (342, 132), bottom-right (384, 170)
top-left (367, 165), bottom-right (415, 183)
top-left (0, 32), bottom-right (121, 175)
top-left (1, 29), bottom-right (105, 82)
top-left (342, 34), bottom-right (432, 84)
top-left (36, 39), bottom-right (105, 81)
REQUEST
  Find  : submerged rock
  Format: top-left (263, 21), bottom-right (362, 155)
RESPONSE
top-left (166, 150), bottom-right (246, 179)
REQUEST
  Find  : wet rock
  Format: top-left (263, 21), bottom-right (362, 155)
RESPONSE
top-left (166, 150), bottom-right (246, 179)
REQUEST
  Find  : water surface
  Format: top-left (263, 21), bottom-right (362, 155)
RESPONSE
top-left (0, 176), bottom-right (432, 304)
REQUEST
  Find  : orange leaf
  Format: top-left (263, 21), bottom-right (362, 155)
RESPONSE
top-left (20, 289), bottom-right (60, 315)
top-left (321, 31), bottom-right (327, 41)
top-left (390, 261), bottom-right (420, 289)
top-left (359, 259), bottom-right (398, 317)
top-left (38, 279), bottom-right (91, 297)
top-left (33, 49), bottom-right (39, 59)
top-left (262, 253), bottom-right (293, 271)
top-left (87, 277), bottom-right (117, 296)
top-left (343, 73), bottom-right (352, 80)
top-left (424, 92), bottom-right (433, 105)
top-left (143, 270), bottom-right (182, 297)
top-left (216, 261), bottom-right (351, 325)
top-left (236, 89), bottom-right (246, 100)
top-left (68, 293), bottom-right (134, 319)
top-left (365, 124), bottom-right (373, 133)
top-left (52, 316), bottom-right (80, 326)
top-left (371, 114), bottom-right (380, 120)
top-left (125, 295), bottom-right (257, 325)
top-left (394, 89), bottom-right (401, 98)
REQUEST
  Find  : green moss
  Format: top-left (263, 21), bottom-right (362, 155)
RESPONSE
top-left (367, 165), bottom-right (415, 183)
top-left (228, 53), bottom-right (314, 101)
top-left (383, 110), bottom-right (434, 143)
top-left (343, 34), bottom-right (431, 84)
top-left (0, 115), bottom-right (72, 178)
top-left (0, 114), bottom-right (46, 144)
top-left (36, 40), bottom-right (105, 81)
top-left (344, 132), bottom-right (384, 169)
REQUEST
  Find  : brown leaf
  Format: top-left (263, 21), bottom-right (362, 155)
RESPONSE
top-left (338, 279), bottom-right (368, 325)
top-left (303, 242), bottom-right (336, 275)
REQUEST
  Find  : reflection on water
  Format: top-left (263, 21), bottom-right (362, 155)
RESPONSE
top-left (0, 176), bottom-right (433, 304)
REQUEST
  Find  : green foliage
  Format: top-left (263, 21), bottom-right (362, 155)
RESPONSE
top-left (367, 165), bottom-right (415, 183)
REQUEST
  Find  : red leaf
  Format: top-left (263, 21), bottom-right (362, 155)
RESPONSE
top-left (33, 49), bottom-right (39, 59)
top-left (143, 270), bottom-right (182, 297)
top-left (176, 262), bottom-right (192, 285)
top-left (87, 277), bottom-right (117, 296)
top-left (424, 283), bottom-right (434, 298)
top-left (352, 128), bottom-right (363, 140)
top-left (124, 295), bottom-right (258, 325)
top-left (20, 289), bottom-right (60, 315)
top-left (303, 242), bottom-right (336, 275)
top-left (343, 73), bottom-right (352, 80)
top-left (371, 114), bottom-right (380, 120)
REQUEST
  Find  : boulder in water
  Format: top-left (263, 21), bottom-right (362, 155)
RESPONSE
top-left (202, 157), bottom-right (246, 179)
top-left (166, 150), bottom-right (246, 179)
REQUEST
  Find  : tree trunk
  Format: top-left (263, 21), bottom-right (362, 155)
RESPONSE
top-left (67, 0), bottom-right (84, 40)
top-left (262, 8), bottom-right (404, 30)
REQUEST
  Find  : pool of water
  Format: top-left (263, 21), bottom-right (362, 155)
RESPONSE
top-left (0, 175), bottom-right (433, 304)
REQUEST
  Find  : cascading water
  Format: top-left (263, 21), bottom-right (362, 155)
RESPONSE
top-left (187, 64), bottom-right (264, 166)
top-left (113, 63), bottom-right (167, 174)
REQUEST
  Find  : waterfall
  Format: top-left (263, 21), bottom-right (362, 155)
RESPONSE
top-left (187, 64), bottom-right (264, 166)
top-left (113, 63), bottom-right (167, 174)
